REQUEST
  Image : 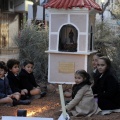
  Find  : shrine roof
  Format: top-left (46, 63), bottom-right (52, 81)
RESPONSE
top-left (45, 0), bottom-right (102, 11)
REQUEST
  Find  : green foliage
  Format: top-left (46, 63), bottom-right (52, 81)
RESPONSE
top-left (14, 24), bottom-right (49, 83)
top-left (94, 21), bottom-right (120, 79)
top-left (94, 21), bottom-right (114, 55)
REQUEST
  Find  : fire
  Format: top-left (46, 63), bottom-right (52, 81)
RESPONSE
top-left (27, 106), bottom-right (48, 117)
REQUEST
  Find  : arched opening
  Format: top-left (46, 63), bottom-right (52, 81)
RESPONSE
top-left (59, 24), bottom-right (78, 52)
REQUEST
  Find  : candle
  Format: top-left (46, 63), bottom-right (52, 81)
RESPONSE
top-left (17, 109), bottom-right (27, 117)
top-left (58, 85), bottom-right (67, 119)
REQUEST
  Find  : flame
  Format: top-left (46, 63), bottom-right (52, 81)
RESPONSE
top-left (27, 106), bottom-right (48, 117)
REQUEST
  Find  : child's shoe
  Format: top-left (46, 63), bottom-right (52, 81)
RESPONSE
top-left (100, 110), bottom-right (112, 115)
top-left (40, 92), bottom-right (46, 98)
top-left (13, 99), bottom-right (31, 106)
top-left (18, 100), bottom-right (31, 105)
top-left (111, 109), bottom-right (120, 113)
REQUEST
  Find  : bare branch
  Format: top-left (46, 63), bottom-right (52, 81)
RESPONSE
top-left (99, 0), bottom-right (110, 15)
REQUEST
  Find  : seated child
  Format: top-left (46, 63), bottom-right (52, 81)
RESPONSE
top-left (19, 59), bottom-right (46, 98)
top-left (7, 59), bottom-right (31, 105)
top-left (91, 53), bottom-right (103, 86)
top-left (0, 62), bottom-right (22, 106)
top-left (92, 56), bottom-right (120, 110)
top-left (65, 70), bottom-right (101, 117)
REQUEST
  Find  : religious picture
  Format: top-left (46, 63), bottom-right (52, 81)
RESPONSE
top-left (69, 29), bottom-right (74, 44)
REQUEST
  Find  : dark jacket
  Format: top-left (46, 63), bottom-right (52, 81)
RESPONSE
top-left (7, 71), bottom-right (21, 93)
top-left (91, 69), bottom-right (101, 83)
top-left (0, 77), bottom-right (12, 99)
top-left (19, 69), bottom-right (38, 91)
top-left (92, 70), bottom-right (120, 109)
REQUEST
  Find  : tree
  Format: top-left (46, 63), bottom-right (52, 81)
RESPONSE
top-left (109, 0), bottom-right (120, 22)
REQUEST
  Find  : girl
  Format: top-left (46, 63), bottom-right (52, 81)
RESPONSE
top-left (92, 53), bottom-right (103, 80)
top-left (65, 70), bottom-right (101, 117)
top-left (91, 53), bottom-right (103, 87)
top-left (93, 56), bottom-right (120, 110)
top-left (92, 53), bottom-right (103, 71)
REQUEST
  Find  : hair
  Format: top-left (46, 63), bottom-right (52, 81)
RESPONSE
top-left (7, 59), bottom-right (20, 69)
top-left (22, 59), bottom-right (34, 67)
top-left (0, 61), bottom-right (6, 66)
top-left (0, 62), bottom-right (7, 72)
top-left (99, 56), bottom-right (111, 70)
top-left (75, 70), bottom-right (91, 85)
top-left (94, 53), bottom-right (104, 57)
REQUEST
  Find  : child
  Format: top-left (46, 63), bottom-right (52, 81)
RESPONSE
top-left (91, 53), bottom-right (103, 87)
top-left (92, 56), bottom-right (120, 110)
top-left (0, 62), bottom-right (21, 106)
top-left (7, 59), bottom-right (31, 105)
top-left (65, 70), bottom-right (101, 117)
top-left (92, 53), bottom-right (103, 71)
top-left (92, 53), bottom-right (103, 78)
top-left (19, 59), bottom-right (46, 98)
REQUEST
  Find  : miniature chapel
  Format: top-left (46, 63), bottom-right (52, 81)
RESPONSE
top-left (45, 0), bottom-right (101, 84)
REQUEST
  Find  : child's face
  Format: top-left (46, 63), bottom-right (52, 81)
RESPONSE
top-left (92, 55), bottom-right (99, 69)
top-left (97, 59), bottom-right (107, 74)
top-left (75, 74), bottom-right (84, 84)
top-left (10, 64), bottom-right (19, 75)
top-left (0, 68), bottom-right (5, 78)
top-left (24, 63), bottom-right (33, 74)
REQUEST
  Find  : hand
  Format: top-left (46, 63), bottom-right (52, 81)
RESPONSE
top-left (7, 95), bottom-right (12, 98)
top-left (12, 94), bottom-right (20, 100)
top-left (21, 90), bottom-right (25, 95)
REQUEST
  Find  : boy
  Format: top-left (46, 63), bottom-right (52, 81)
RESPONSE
top-left (0, 62), bottom-right (20, 106)
top-left (7, 59), bottom-right (31, 105)
top-left (19, 59), bottom-right (46, 98)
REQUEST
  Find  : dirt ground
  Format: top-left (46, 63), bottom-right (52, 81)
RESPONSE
top-left (1, 84), bottom-right (120, 120)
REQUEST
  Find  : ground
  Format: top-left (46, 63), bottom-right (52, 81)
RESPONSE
top-left (1, 84), bottom-right (120, 120)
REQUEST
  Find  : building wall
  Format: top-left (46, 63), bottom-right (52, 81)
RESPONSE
top-left (0, 12), bottom-right (9, 48)
top-left (8, 14), bottom-right (19, 48)
top-left (49, 53), bottom-right (86, 83)
top-left (0, 12), bottom-right (19, 49)
top-left (50, 12), bottom-right (88, 52)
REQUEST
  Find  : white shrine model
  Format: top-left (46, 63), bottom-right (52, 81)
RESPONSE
top-left (45, 0), bottom-right (101, 84)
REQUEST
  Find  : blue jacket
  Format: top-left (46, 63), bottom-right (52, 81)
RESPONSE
top-left (0, 77), bottom-right (12, 99)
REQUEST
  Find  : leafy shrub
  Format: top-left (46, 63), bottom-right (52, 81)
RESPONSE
top-left (14, 24), bottom-right (49, 83)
